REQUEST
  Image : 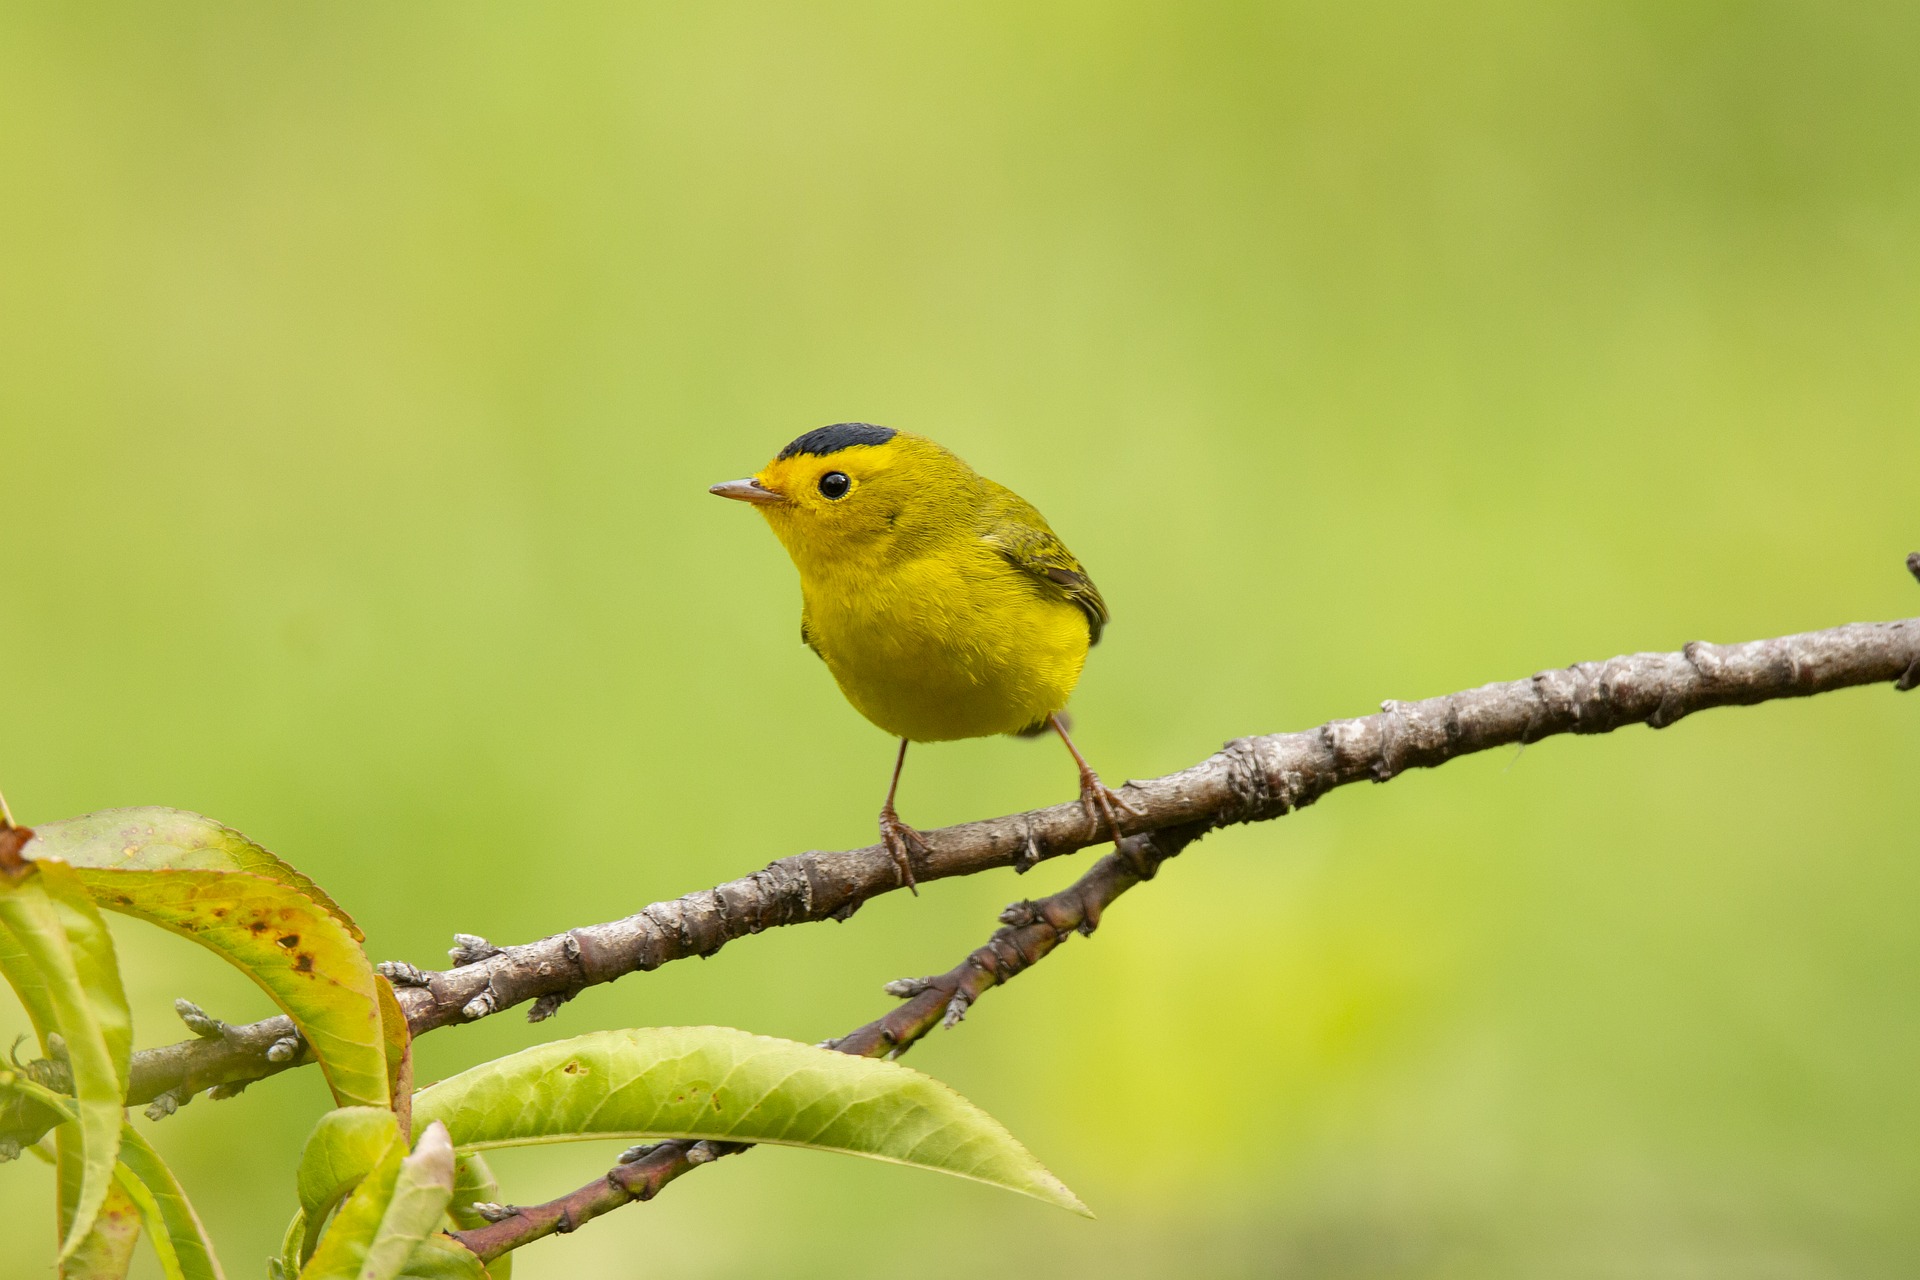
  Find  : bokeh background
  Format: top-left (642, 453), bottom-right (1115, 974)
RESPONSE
top-left (4, 3), bottom-right (1917, 1276)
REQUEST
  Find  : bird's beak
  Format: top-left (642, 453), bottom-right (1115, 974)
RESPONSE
top-left (709, 477), bottom-right (786, 506)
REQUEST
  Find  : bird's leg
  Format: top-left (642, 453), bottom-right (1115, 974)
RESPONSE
top-left (878, 738), bottom-right (928, 894)
top-left (1050, 713), bottom-right (1142, 845)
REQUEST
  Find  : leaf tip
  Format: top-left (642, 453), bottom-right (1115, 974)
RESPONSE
top-left (1030, 1173), bottom-right (1094, 1219)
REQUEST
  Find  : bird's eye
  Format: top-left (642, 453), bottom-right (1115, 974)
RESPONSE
top-left (818, 471), bottom-right (851, 500)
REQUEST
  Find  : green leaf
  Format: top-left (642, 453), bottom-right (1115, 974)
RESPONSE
top-left (446, 1153), bottom-right (498, 1231)
top-left (5, 1069), bottom-right (90, 1211)
top-left (299, 1134), bottom-right (403, 1280)
top-left (0, 1079), bottom-right (215, 1280)
top-left (0, 1074), bottom-right (155, 1274)
top-left (359, 1122), bottom-right (456, 1280)
top-left (298, 1125), bottom-right (455, 1280)
top-left (274, 1211), bottom-right (306, 1280)
top-left (296, 1121), bottom-right (458, 1280)
top-left (411, 1026), bottom-right (1089, 1216)
top-left (396, 1236), bottom-right (487, 1280)
top-left (295, 1107), bottom-right (401, 1263)
top-left (0, 863), bottom-right (132, 1258)
top-left (61, 867), bottom-right (387, 1108)
top-left (39, 861), bottom-right (133, 1078)
top-left (26, 809), bottom-right (361, 940)
top-left (447, 1154), bottom-right (507, 1280)
top-left (0, 914), bottom-right (71, 1147)
top-left (0, 1082), bottom-right (66, 1145)
top-left (0, 904), bottom-right (58, 1038)
top-left (115, 1124), bottom-right (225, 1280)
top-left (61, 1172), bottom-right (142, 1280)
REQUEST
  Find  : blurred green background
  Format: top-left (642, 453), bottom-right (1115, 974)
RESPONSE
top-left (3, 2), bottom-right (1917, 1276)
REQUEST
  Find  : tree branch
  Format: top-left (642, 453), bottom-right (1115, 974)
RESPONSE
top-left (446, 820), bottom-right (1210, 1260)
top-left (89, 602), bottom-right (1920, 1113)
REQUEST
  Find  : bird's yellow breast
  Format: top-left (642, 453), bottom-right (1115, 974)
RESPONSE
top-left (800, 539), bottom-right (1090, 743)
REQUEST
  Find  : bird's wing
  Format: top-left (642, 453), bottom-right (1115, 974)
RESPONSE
top-left (800, 608), bottom-right (823, 659)
top-left (979, 480), bottom-right (1108, 645)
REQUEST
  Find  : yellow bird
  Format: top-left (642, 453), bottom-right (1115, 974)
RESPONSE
top-left (711, 423), bottom-right (1135, 888)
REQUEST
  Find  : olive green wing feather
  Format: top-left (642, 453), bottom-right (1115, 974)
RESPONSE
top-left (978, 481), bottom-right (1108, 645)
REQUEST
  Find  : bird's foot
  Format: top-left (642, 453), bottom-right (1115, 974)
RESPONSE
top-left (1076, 768), bottom-right (1144, 846)
top-left (878, 806), bottom-right (929, 894)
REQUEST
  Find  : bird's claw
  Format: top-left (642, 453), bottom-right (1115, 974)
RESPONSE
top-left (878, 807), bottom-right (929, 894)
top-left (1077, 771), bottom-right (1142, 846)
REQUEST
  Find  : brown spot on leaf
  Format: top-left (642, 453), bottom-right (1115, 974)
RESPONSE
top-left (294, 954), bottom-right (314, 974)
top-left (249, 920), bottom-right (269, 934)
top-left (276, 933), bottom-right (300, 950)
top-left (562, 1060), bottom-right (584, 1075)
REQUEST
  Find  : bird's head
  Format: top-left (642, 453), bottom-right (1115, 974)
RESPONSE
top-left (711, 424), bottom-right (975, 567)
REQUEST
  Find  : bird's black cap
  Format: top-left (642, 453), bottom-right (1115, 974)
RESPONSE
top-left (778, 423), bottom-right (897, 460)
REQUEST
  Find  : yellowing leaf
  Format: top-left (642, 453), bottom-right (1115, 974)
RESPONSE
top-left (376, 975), bottom-right (413, 1127)
top-left (27, 809), bottom-right (360, 940)
top-left (411, 1026), bottom-right (1088, 1215)
top-left (23, 813), bottom-right (385, 1110)
top-left (61, 1172), bottom-right (142, 1280)
top-left (70, 868), bottom-right (386, 1108)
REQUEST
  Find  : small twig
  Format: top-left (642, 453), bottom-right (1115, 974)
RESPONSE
top-left (832, 822), bottom-right (1204, 1059)
top-left (449, 825), bottom-right (1203, 1261)
top-left (450, 1139), bottom-right (750, 1256)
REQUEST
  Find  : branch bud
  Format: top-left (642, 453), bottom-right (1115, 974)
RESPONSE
top-left (174, 999), bottom-right (226, 1041)
top-left (376, 961), bottom-right (433, 988)
top-left (449, 934), bottom-right (502, 966)
top-left (144, 1088), bottom-right (186, 1121)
